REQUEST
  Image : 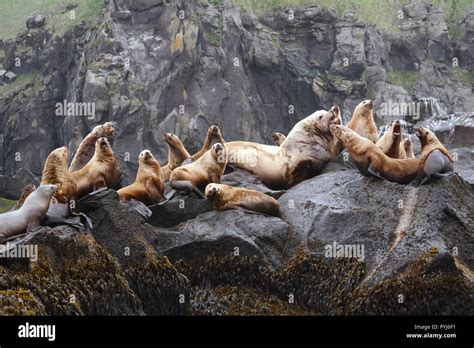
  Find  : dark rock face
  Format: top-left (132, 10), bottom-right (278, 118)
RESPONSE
top-left (1, 1), bottom-right (473, 186)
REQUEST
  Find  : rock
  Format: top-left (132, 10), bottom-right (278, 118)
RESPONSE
top-left (0, 226), bottom-right (144, 315)
top-left (26, 12), bottom-right (47, 30)
top-left (77, 189), bottom-right (190, 315)
top-left (4, 71), bottom-right (17, 82)
top-left (145, 209), bottom-right (294, 268)
top-left (221, 168), bottom-right (285, 198)
top-left (0, 168), bottom-right (39, 200)
top-left (0, 70), bottom-right (6, 82)
top-left (278, 170), bottom-right (474, 286)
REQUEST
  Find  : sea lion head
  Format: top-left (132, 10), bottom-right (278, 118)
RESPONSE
top-left (403, 136), bottom-right (413, 150)
top-left (93, 122), bottom-right (120, 138)
top-left (415, 127), bottom-right (436, 148)
top-left (355, 99), bottom-right (374, 117)
top-left (211, 143), bottom-right (226, 163)
top-left (314, 105), bottom-right (342, 132)
top-left (272, 132), bottom-right (284, 144)
top-left (390, 120), bottom-right (402, 137)
top-left (208, 125), bottom-right (222, 138)
top-left (139, 149), bottom-right (159, 167)
top-left (163, 133), bottom-right (182, 148)
top-left (96, 137), bottom-right (113, 156)
top-left (38, 184), bottom-right (58, 197)
top-left (205, 183), bottom-right (220, 199)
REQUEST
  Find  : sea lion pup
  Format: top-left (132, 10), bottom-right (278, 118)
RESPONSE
top-left (205, 183), bottom-right (280, 217)
top-left (117, 150), bottom-right (165, 205)
top-left (330, 124), bottom-right (419, 184)
top-left (376, 120), bottom-right (407, 159)
top-left (69, 121), bottom-right (119, 171)
top-left (190, 125), bottom-right (225, 161)
top-left (271, 132), bottom-right (286, 146)
top-left (347, 99), bottom-right (378, 143)
top-left (404, 137), bottom-right (415, 159)
top-left (161, 133), bottom-right (192, 181)
top-left (71, 137), bottom-right (122, 199)
top-left (225, 106), bottom-right (343, 190)
top-left (415, 127), bottom-right (454, 185)
top-left (13, 184), bottom-right (36, 210)
top-left (41, 146), bottom-right (78, 217)
top-left (0, 184), bottom-right (57, 243)
top-left (170, 143), bottom-right (226, 199)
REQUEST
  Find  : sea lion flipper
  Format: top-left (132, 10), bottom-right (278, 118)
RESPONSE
top-left (368, 163), bottom-right (387, 181)
top-left (170, 180), bottom-right (206, 199)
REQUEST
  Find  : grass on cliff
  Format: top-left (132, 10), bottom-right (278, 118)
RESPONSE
top-left (0, 0), bottom-right (104, 40)
top-left (0, 197), bottom-right (16, 213)
top-left (235, 0), bottom-right (474, 35)
top-left (386, 70), bottom-right (420, 93)
top-left (0, 70), bottom-right (38, 96)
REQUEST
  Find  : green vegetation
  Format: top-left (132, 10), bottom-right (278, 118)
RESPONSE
top-left (0, 70), bottom-right (38, 96)
top-left (0, 0), bottom-right (104, 40)
top-left (386, 69), bottom-right (420, 93)
top-left (452, 66), bottom-right (474, 87)
top-left (234, 0), bottom-right (474, 35)
top-left (0, 197), bottom-right (16, 213)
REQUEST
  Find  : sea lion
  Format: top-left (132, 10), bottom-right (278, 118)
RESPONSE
top-left (117, 150), bottom-right (165, 205)
top-left (13, 184), bottom-right (36, 210)
top-left (415, 127), bottom-right (454, 185)
top-left (71, 137), bottom-right (122, 199)
top-left (404, 137), bottom-right (415, 159)
top-left (191, 125), bottom-right (225, 161)
top-left (225, 105), bottom-right (343, 190)
top-left (330, 124), bottom-right (419, 184)
top-left (347, 99), bottom-right (378, 143)
top-left (376, 120), bottom-right (407, 159)
top-left (41, 146), bottom-right (78, 217)
top-left (69, 121), bottom-right (119, 171)
top-left (161, 133), bottom-right (192, 181)
top-left (205, 183), bottom-right (280, 217)
top-left (170, 143), bottom-right (226, 198)
top-left (0, 184), bottom-right (57, 243)
top-left (271, 132), bottom-right (286, 146)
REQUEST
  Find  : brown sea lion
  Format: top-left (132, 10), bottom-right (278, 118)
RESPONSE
top-left (161, 133), bottom-right (192, 182)
top-left (225, 106), bottom-right (343, 190)
top-left (13, 184), bottom-right (36, 210)
top-left (117, 150), bottom-right (165, 205)
top-left (71, 137), bottom-right (122, 199)
top-left (415, 127), bottom-right (454, 185)
top-left (404, 137), bottom-right (415, 159)
top-left (0, 184), bottom-right (57, 243)
top-left (69, 121), bottom-right (119, 171)
top-left (271, 132), bottom-right (286, 146)
top-left (170, 143), bottom-right (227, 198)
top-left (330, 124), bottom-right (419, 184)
top-left (347, 99), bottom-right (378, 143)
top-left (376, 120), bottom-right (407, 159)
top-left (41, 146), bottom-right (78, 217)
top-left (205, 183), bottom-right (280, 216)
top-left (191, 125), bottom-right (225, 161)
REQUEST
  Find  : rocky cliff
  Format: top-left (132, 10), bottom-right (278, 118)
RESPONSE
top-left (0, 0), bottom-right (473, 188)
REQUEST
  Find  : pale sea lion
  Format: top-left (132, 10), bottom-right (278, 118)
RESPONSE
top-left (330, 124), bottom-right (419, 184)
top-left (69, 121), bottom-right (119, 171)
top-left (415, 127), bottom-right (454, 185)
top-left (404, 137), bottom-right (415, 159)
top-left (117, 150), bottom-right (165, 205)
top-left (271, 132), bottom-right (286, 146)
top-left (161, 133), bottom-right (192, 182)
top-left (170, 143), bottom-right (227, 198)
top-left (205, 183), bottom-right (280, 216)
top-left (225, 105), bottom-right (343, 190)
top-left (0, 184), bottom-right (57, 243)
top-left (347, 99), bottom-right (378, 143)
top-left (376, 120), bottom-right (407, 159)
